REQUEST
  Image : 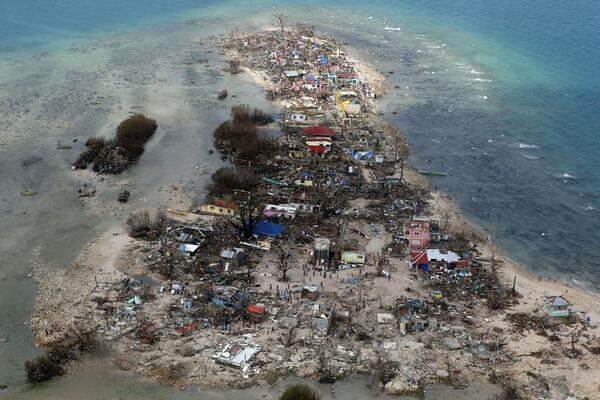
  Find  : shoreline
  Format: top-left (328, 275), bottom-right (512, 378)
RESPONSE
top-left (30, 26), bottom-right (600, 400)
top-left (404, 166), bottom-right (600, 306)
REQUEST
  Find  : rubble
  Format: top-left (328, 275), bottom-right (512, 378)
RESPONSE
top-left (31, 24), bottom-right (600, 400)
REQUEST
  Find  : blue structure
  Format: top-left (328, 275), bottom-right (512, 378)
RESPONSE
top-left (252, 220), bottom-right (287, 237)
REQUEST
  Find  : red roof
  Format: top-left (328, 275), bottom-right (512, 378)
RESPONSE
top-left (303, 125), bottom-right (336, 137)
top-left (247, 304), bottom-right (265, 314)
top-left (308, 145), bottom-right (329, 153)
top-left (411, 250), bottom-right (428, 265)
top-left (337, 72), bottom-right (358, 79)
top-left (175, 322), bottom-right (198, 335)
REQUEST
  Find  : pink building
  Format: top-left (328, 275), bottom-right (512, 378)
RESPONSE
top-left (263, 204), bottom-right (298, 220)
top-left (405, 218), bottom-right (430, 249)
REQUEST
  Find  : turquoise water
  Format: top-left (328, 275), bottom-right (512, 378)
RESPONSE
top-left (4, 0), bottom-right (596, 287)
top-left (0, 0), bottom-right (599, 393)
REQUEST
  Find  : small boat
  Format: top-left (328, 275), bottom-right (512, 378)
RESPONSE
top-left (418, 169), bottom-right (447, 177)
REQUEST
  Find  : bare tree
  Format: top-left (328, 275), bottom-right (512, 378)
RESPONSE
top-left (440, 209), bottom-right (451, 233)
top-left (315, 187), bottom-right (349, 219)
top-left (373, 251), bottom-right (385, 277)
top-left (228, 59), bottom-right (241, 74)
top-left (225, 191), bottom-right (263, 240)
top-left (240, 257), bottom-right (257, 282)
top-left (293, 22), bottom-right (315, 37)
top-left (274, 13), bottom-right (287, 34)
top-left (274, 235), bottom-right (296, 281)
top-left (490, 250), bottom-right (503, 281)
top-left (135, 315), bottom-right (159, 345)
top-left (371, 350), bottom-right (397, 384)
top-left (316, 348), bottom-right (336, 383)
top-left (126, 208), bottom-right (167, 239)
top-left (280, 327), bottom-right (296, 347)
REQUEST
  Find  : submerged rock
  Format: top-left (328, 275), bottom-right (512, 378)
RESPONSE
top-left (118, 190), bottom-right (131, 203)
top-left (20, 189), bottom-right (37, 196)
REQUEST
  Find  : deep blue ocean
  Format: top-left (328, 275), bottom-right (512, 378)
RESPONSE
top-left (1, 0), bottom-right (598, 287)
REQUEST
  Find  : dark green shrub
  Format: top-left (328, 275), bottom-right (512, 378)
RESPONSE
top-left (208, 167), bottom-right (259, 195)
top-left (24, 347), bottom-right (73, 383)
top-left (279, 384), bottom-right (320, 400)
top-left (231, 104), bottom-right (273, 125)
top-left (73, 136), bottom-right (113, 169)
top-left (92, 147), bottom-right (128, 173)
top-left (115, 114), bottom-right (158, 159)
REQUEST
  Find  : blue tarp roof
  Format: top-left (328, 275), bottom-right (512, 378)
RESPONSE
top-left (252, 220), bottom-right (287, 237)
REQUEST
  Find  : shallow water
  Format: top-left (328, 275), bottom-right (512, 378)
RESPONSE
top-left (0, 0), bottom-right (599, 395)
top-left (0, 13), bottom-right (275, 390)
top-left (2, 357), bottom-right (499, 400)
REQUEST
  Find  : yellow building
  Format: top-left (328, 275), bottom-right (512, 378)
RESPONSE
top-left (199, 204), bottom-right (236, 217)
top-left (340, 250), bottom-right (366, 265)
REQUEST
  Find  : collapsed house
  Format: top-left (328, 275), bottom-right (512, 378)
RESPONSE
top-left (544, 295), bottom-right (570, 317)
top-left (410, 249), bottom-right (467, 272)
top-left (214, 342), bottom-right (260, 370)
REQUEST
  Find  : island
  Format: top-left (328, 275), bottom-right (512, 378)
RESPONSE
top-left (29, 23), bottom-right (600, 400)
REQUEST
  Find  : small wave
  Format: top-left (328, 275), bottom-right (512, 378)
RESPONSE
top-left (517, 143), bottom-right (539, 149)
top-left (473, 78), bottom-right (492, 83)
top-left (470, 69), bottom-right (483, 75)
top-left (384, 26), bottom-right (402, 31)
top-left (522, 154), bottom-right (540, 160)
top-left (554, 172), bottom-right (577, 180)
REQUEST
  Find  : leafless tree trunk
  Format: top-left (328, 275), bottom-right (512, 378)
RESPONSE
top-left (315, 187), bottom-right (348, 219)
top-left (440, 210), bottom-right (451, 233)
top-left (240, 258), bottom-right (256, 282)
top-left (225, 191), bottom-right (263, 240)
top-left (316, 348), bottom-right (336, 383)
top-left (275, 235), bottom-right (296, 281)
top-left (274, 13), bottom-right (287, 34)
top-left (373, 251), bottom-right (385, 277)
top-left (281, 327), bottom-right (296, 347)
top-left (371, 350), bottom-right (397, 384)
top-left (490, 250), bottom-right (503, 281)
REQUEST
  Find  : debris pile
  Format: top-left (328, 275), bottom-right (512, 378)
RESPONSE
top-left (34, 24), bottom-right (599, 399)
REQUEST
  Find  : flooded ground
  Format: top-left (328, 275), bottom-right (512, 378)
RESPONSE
top-left (2, 357), bottom-right (500, 400)
top-left (0, 16), bottom-right (277, 389)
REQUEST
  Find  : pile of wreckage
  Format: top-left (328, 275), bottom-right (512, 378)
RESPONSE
top-left (94, 27), bottom-right (544, 385)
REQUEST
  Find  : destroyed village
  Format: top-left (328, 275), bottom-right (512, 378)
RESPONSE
top-left (27, 22), bottom-right (599, 400)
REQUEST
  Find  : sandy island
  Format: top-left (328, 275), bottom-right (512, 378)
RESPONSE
top-left (31, 26), bottom-right (600, 400)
